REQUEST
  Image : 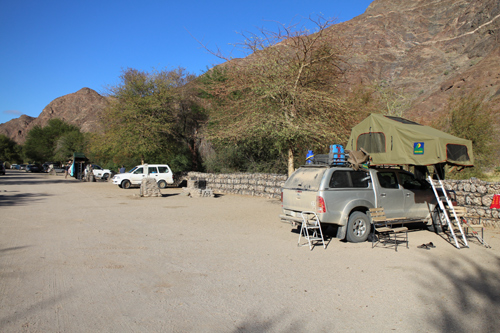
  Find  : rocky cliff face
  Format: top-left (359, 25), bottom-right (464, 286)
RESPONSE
top-left (0, 88), bottom-right (109, 144)
top-left (336, 0), bottom-right (500, 120)
top-left (2, 0), bottom-right (499, 144)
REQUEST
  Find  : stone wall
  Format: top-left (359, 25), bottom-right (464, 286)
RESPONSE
top-left (187, 172), bottom-right (287, 199)
top-left (187, 172), bottom-right (500, 227)
top-left (440, 179), bottom-right (500, 227)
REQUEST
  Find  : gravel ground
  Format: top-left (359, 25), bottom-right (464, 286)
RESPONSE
top-left (1, 170), bottom-right (500, 332)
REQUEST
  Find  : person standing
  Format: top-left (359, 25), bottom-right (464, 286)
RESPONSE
top-left (65, 161), bottom-right (72, 179)
top-left (119, 165), bottom-right (125, 173)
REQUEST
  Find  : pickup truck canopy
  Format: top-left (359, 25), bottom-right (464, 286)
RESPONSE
top-left (346, 113), bottom-right (474, 167)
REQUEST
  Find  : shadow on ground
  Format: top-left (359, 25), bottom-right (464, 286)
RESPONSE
top-left (0, 192), bottom-right (51, 206)
top-left (415, 251), bottom-right (500, 332)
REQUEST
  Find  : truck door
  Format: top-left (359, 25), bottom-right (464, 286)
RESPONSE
top-left (376, 171), bottom-right (405, 218)
top-left (398, 171), bottom-right (434, 219)
top-left (130, 167), bottom-right (145, 184)
top-left (148, 166), bottom-right (159, 181)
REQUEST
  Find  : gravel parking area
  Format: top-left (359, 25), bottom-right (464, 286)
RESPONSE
top-left (1, 170), bottom-right (500, 332)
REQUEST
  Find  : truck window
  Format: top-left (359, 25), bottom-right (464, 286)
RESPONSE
top-left (329, 170), bottom-right (369, 188)
top-left (148, 167), bottom-right (158, 174)
top-left (329, 171), bottom-right (350, 188)
top-left (350, 170), bottom-right (370, 187)
top-left (284, 168), bottom-right (326, 191)
top-left (133, 167), bottom-right (144, 174)
top-left (399, 172), bottom-right (430, 190)
top-left (157, 166), bottom-right (170, 173)
top-left (377, 172), bottom-right (399, 189)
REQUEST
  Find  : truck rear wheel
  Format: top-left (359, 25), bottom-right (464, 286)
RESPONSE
top-left (346, 212), bottom-right (371, 243)
top-left (157, 180), bottom-right (167, 189)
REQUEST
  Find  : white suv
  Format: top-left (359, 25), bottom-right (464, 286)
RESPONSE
top-left (112, 164), bottom-right (174, 189)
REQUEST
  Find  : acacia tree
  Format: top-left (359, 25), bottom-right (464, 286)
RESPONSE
top-left (200, 15), bottom-right (358, 175)
top-left (93, 67), bottom-right (202, 169)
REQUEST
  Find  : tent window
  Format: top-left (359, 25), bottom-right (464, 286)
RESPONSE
top-left (357, 133), bottom-right (386, 153)
top-left (447, 144), bottom-right (470, 162)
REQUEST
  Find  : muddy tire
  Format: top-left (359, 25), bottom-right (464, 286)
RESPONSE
top-left (122, 180), bottom-right (131, 189)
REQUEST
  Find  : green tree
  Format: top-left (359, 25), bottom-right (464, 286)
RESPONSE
top-left (434, 91), bottom-right (498, 177)
top-left (53, 130), bottom-right (85, 162)
top-left (0, 134), bottom-right (21, 163)
top-left (24, 118), bottom-right (83, 162)
top-left (199, 15), bottom-right (358, 176)
top-left (96, 67), bottom-right (201, 168)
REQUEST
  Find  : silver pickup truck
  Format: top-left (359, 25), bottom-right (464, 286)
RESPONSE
top-left (281, 165), bottom-right (442, 242)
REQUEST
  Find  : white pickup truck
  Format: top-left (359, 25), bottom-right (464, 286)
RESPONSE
top-left (85, 164), bottom-right (112, 181)
top-left (281, 165), bottom-right (445, 242)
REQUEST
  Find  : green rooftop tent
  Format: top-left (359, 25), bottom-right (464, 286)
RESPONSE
top-left (346, 113), bottom-right (474, 167)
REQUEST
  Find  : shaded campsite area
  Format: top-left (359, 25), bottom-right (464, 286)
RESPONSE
top-left (1, 170), bottom-right (500, 332)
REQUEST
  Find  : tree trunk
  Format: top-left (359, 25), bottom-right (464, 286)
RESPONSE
top-left (288, 147), bottom-right (295, 177)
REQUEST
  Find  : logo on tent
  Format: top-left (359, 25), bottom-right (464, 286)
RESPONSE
top-left (414, 142), bottom-right (424, 155)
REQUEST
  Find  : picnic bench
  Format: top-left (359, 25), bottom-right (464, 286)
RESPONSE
top-left (368, 208), bottom-right (421, 251)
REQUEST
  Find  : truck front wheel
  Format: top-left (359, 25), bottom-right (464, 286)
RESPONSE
top-left (346, 212), bottom-right (371, 243)
top-left (122, 180), bottom-right (131, 189)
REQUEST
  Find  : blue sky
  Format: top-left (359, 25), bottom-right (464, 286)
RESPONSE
top-left (0, 0), bottom-right (373, 125)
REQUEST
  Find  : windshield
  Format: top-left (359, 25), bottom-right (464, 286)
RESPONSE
top-left (128, 166), bottom-right (138, 173)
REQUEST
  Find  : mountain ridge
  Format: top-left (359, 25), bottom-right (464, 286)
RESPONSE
top-left (1, 0), bottom-right (498, 144)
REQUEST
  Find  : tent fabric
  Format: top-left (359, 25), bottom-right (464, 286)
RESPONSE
top-left (346, 113), bottom-right (474, 166)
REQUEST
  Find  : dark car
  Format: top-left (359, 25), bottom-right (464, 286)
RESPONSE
top-left (26, 164), bottom-right (42, 172)
top-left (0, 163), bottom-right (5, 175)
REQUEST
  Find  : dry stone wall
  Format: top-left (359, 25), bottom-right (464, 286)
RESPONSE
top-left (187, 172), bottom-right (287, 199)
top-left (440, 179), bottom-right (500, 227)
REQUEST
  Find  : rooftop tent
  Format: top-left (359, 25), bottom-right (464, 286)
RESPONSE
top-left (346, 113), bottom-right (474, 167)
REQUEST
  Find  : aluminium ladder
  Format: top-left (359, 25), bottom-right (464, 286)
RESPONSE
top-left (428, 175), bottom-right (469, 249)
top-left (297, 211), bottom-right (326, 250)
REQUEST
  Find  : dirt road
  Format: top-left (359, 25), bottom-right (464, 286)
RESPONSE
top-left (1, 170), bottom-right (500, 332)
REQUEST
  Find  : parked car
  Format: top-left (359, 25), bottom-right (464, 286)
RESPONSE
top-left (10, 164), bottom-right (18, 169)
top-left (280, 165), bottom-right (443, 243)
top-left (26, 164), bottom-right (42, 172)
top-left (0, 163), bottom-right (5, 175)
top-left (18, 164), bottom-right (27, 170)
top-left (112, 164), bottom-right (174, 189)
top-left (43, 162), bottom-right (64, 173)
top-left (86, 164), bottom-right (112, 180)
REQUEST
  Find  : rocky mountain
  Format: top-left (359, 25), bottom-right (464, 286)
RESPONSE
top-left (335, 0), bottom-right (500, 121)
top-left (2, 0), bottom-right (498, 144)
top-left (0, 114), bottom-right (36, 142)
top-left (0, 88), bottom-right (109, 144)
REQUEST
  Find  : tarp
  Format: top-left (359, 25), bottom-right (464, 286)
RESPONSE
top-left (346, 113), bottom-right (474, 166)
